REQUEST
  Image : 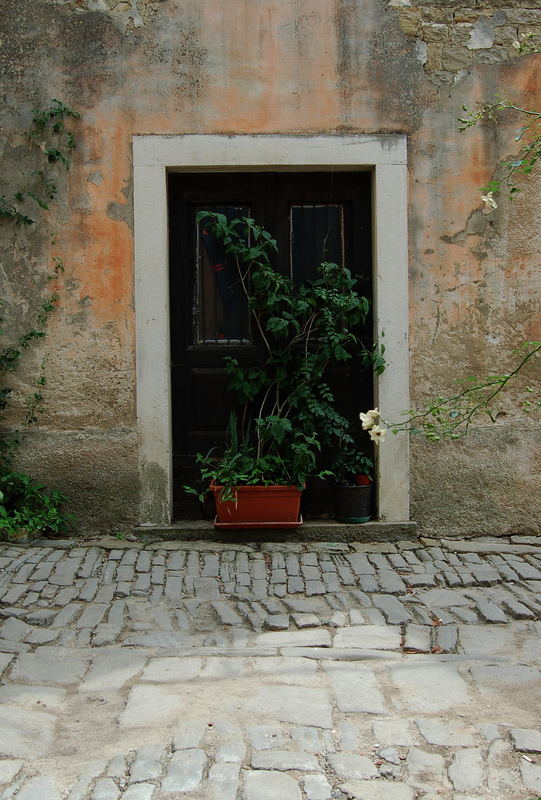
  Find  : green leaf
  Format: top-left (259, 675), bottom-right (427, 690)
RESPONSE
top-left (266, 317), bottom-right (289, 333)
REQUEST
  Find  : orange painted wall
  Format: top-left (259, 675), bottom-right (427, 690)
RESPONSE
top-left (2, 0), bottom-right (539, 535)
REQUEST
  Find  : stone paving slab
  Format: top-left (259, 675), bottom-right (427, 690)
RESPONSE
top-left (0, 537), bottom-right (540, 799)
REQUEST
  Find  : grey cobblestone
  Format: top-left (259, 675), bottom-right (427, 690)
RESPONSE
top-left (447, 747), bottom-right (484, 791)
top-left (403, 573), bottom-right (436, 587)
top-left (76, 603), bottom-right (107, 629)
top-left (362, 607), bottom-right (385, 625)
top-left (404, 624), bottom-right (431, 652)
top-left (15, 776), bottom-right (63, 800)
top-left (457, 570), bottom-right (476, 586)
top-left (302, 773), bottom-right (331, 800)
top-left (129, 744), bottom-right (163, 782)
top-left (244, 770), bottom-right (302, 800)
top-left (162, 748), bottom-right (207, 792)
top-left (407, 747), bottom-right (447, 791)
top-left (136, 551), bottom-right (151, 573)
top-left (252, 749), bottom-right (320, 770)
top-left (475, 599), bottom-right (508, 624)
top-left (91, 778), bottom-right (120, 800)
top-left (377, 570), bottom-right (406, 594)
top-left (347, 553), bottom-right (375, 574)
top-left (306, 580), bottom-right (326, 596)
top-left (358, 574), bottom-right (379, 593)
top-left (373, 594), bottom-right (412, 624)
top-left (512, 561), bottom-right (541, 580)
top-left (0, 537), bottom-right (541, 800)
top-left (510, 727), bottom-right (541, 753)
top-left (122, 786), bottom-right (155, 800)
top-left (330, 752), bottom-right (378, 779)
top-left (0, 586), bottom-right (25, 606)
top-left (520, 761), bottom-right (541, 794)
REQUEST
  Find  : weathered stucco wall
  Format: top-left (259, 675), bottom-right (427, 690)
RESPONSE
top-left (1, 0), bottom-right (539, 536)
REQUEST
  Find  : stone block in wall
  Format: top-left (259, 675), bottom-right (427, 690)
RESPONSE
top-left (474, 45), bottom-right (513, 63)
top-left (431, 70), bottom-right (457, 85)
top-left (441, 43), bottom-right (473, 70)
top-left (450, 23), bottom-right (474, 44)
top-left (453, 9), bottom-right (482, 24)
top-left (420, 22), bottom-right (449, 42)
top-left (483, 0), bottom-right (534, 7)
top-left (500, 9), bottom-right (541, 23)
top-left (417, 0), bottom-right (463, 7)
top-left (475, 0), bottom-right (510, 7)
top-left (492, 25), bottom-right (520, 46)
top-left (422, 8), bottom-right (454, 23)
top-left (399, 8), bottom-right (423, 36)
top-left (425, 43), bottom-right (444, 70)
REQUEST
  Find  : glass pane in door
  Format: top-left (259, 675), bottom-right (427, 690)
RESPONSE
top-left (196, 206), bottom-right (251, 344)
top-left (290, 204), bottom-right (344, 284)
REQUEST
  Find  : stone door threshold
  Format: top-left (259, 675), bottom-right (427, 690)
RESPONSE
top-left (134, 519), bottom-right (418, 544)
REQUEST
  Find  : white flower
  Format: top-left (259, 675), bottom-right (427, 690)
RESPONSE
top-left (481, 191), bottom-right (497, 210)
top-left (359, 408), bottom-right (380, 430)
top-left (368, 424), bottom-right (386, 444)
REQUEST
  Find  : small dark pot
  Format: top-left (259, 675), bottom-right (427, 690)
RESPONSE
top-left (332, 483), bottom-right (373, 523)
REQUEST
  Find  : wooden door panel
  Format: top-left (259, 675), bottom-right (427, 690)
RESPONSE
top-left (191, 368), bottom-right (231, 429)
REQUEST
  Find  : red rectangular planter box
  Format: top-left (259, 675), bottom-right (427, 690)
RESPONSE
top-left (210, 483), bottom-right (302, 528)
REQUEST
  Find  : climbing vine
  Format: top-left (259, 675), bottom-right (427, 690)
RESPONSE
top-left (0, 99), bottom-right (79, 227)
top-left (0, 99), bottom-right (79, 538)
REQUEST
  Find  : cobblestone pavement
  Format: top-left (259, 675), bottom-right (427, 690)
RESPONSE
top-left (1, 535), bottom-right (541, 799)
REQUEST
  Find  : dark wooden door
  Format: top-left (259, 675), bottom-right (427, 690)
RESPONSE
top-left (168, 171), bottom-right (373, 519)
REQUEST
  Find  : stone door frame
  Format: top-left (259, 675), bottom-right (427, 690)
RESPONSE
top-left (133, 134), bottom-right (409, 526)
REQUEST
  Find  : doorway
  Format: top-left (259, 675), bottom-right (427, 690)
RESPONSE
top-left (133, 134), bottom-right (410, 526)
top-left (168, 171), bottom-right (374, 519)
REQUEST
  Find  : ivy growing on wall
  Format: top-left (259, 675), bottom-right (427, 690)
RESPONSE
top-left (0, 99), bottom-right (80, 539)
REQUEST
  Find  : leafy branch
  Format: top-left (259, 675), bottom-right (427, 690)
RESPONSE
top-left (385, 341), bottom-right (540, 441)
top-left (459, 100), bottom-right (541, 202)
top-left (458, 39), bottom-right (540, 204)
top-left (434, 47), bottom-right (541, 441)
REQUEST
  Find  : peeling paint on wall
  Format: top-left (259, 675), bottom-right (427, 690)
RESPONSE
top-left (43, 0), bottom-right (167, 30)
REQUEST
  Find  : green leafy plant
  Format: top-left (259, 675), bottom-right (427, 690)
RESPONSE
top-left (0, 471), bottom-right (74, 537)
top-left (186, 212), bottom-right (381, 501)
top-left (329, 444), bottom-right (373, 486)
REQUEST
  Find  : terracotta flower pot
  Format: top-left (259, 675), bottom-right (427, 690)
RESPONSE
top-left (210, 483), bottom-right (303, 529)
